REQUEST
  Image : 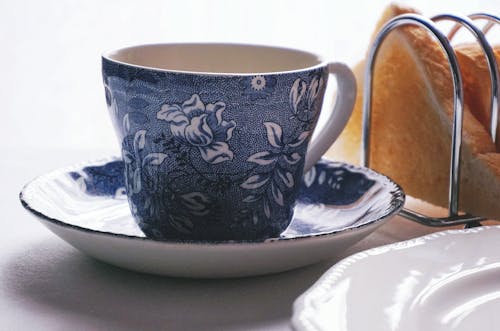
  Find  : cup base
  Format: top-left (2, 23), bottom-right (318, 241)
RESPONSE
top-left (133, 208), bottom-right (294, 242)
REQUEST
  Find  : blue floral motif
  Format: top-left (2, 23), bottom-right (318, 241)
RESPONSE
top-left (239, 75), bottom-right (277, 100)
top-left (236, 75), bottom-right (326, 226)
top-left (289, 76), bottom-right (324, 122)
top-left (122, 130), bottom-right (147, 195)
top-left (122, 111), bottom-right (148, 133)
top-left (299, 162), bottom-right (376, 206)
top-left (148, 191), bottom-right (211, 236)
top-left (102, 56), bottom-right (330, 240)
top-left (103, 82), bottom-right (118, 116)
top-left (104, 86), bottom-right (112, 107)
top-left (121, 130), bottom-right (169, 214)
top-left (157, 94), bottom-right (236, 164)
top-left (121, 129), bottom-right (213, 233)
top-left (240, 121), bottom-right (310, 219)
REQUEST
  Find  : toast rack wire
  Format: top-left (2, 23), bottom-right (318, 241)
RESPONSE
top-left (361, 13), bottom-right (500, 228)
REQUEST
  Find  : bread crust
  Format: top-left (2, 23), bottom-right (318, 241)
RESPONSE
top-left (327, 4), bottom-right (500, 219)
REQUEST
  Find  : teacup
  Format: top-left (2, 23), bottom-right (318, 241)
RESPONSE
top-left (102, 43), bottom-right (356, 241)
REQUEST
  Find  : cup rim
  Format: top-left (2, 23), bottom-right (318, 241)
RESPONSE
top-left (101, 42), bottom-right (329, 76)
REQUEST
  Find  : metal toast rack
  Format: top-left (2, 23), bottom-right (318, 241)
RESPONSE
top-left (362, 12), bottom-right (500, 228)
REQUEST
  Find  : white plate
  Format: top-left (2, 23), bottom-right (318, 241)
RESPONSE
top-left (20, 157), bottom-right (403, 278)
top-left (293, 226), bottom-right (500, 330)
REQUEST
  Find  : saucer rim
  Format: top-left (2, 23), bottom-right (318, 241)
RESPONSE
top-left (19, 156), bottom-right (405, 246)
top-left (291, 225), bottom-right (500, 331)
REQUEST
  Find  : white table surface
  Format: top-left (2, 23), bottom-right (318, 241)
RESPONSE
top-left (0, 147), bottom-right (467, 331)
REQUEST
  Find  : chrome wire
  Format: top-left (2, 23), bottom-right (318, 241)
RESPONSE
top-left (446, 13), bottom-right (500, 144)
top-left (361, 13), bottom-right (488, 226)
top-left (362, 13), bottom-right (463, 217)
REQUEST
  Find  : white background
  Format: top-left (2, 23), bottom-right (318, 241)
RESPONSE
top-left (1, 0), bottom-right (499, 155)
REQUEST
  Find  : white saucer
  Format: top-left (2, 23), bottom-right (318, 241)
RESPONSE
top-left (20, 157), bottom-right (404, 278)
top-left (293, 226), bottom-right (500, 330)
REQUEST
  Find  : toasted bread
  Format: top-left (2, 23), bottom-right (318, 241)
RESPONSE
top-left (327, 4), bottom-right (500, 219)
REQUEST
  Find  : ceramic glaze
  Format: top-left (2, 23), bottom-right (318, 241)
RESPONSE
top-left (102, 43), bottom-right (356, 240)
top-left (20, 158), bottom-right (404, 277)
top-left (293, 226), bottom-right (500, 331)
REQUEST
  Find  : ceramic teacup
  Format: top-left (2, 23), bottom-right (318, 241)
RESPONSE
top-left (102, 43), bottom-right (356, 241)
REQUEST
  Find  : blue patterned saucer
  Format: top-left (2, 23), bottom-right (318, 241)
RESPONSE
top-left (20, 157), bottom-right (404, 278)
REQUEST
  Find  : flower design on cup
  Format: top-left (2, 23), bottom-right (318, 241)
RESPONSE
top-left (104, 85), bottom-right (112, 107)
top-left (251, 75), bottom-right (267, 91)
top-left (239, 75), bottom-right (277, 100)
top-left (240, 122), bottom-right (310, 219)
top-left (157, 94), bottom-right (236, 164)
top-left (289, 76), bottom-right (324, 121)
top-left (122, 130), bottom-right (168, 195)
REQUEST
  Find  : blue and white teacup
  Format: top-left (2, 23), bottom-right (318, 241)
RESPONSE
top-left (102, 43), bottom-right (356, 241)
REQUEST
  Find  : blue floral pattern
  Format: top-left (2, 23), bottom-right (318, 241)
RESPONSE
top-left (103, 56), bottom-right (328, 240)
top-left (290, 76), bottom-right (324, 122)
top-left (239, 75), bottom-right (277, 100)
top-left (157, 94), bottom-right (236, 164)
top-left (240, 122), bottom-right (310, 220)
top-left (237, 75), bottom-right (325, 225)
top-left (22, 158), bottom-right (404, 245)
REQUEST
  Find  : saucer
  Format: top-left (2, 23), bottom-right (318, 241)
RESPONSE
top-left (20, 157), bottom-right (404, 278)
top-left (293, 226), bottom-right (500, 331)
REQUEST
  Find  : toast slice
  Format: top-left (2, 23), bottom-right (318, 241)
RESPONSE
top-left (327, 4), bottom-right (500, 219)
top-left (455, 43), bottom-right (500, 150)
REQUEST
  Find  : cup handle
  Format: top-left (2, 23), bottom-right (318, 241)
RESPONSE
top-left (303, 62), bottom-right (357, 171)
